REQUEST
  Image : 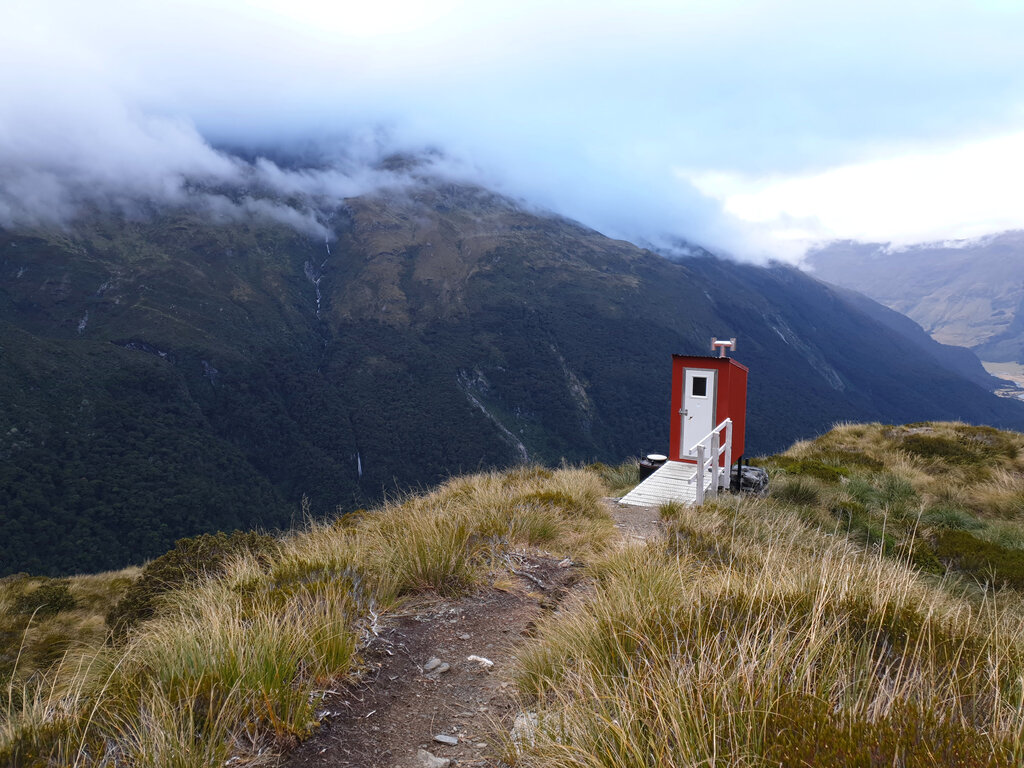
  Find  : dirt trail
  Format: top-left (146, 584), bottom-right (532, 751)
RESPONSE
top-left (283, 500), bottom-right (663, 768)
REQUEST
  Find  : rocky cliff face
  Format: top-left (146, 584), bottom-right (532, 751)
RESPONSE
top-left (3, 179), bottom-right (1023, 575)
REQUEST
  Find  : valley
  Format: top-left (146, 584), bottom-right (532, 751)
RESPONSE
top-left (4, 3), bottom-right (1024, 766)
top-left (807, 232), bottom-right (1024, 364)
top-left (2, 181), bottom-right (1024, 576)
top-left (983, 361), bottom-right (1024, 400)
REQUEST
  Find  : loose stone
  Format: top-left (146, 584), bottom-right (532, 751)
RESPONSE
top-left (414, 748), bottom-right (451, 768)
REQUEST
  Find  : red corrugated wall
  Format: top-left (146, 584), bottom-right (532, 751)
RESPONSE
top-left (669, 355), bottom-right (747, 464)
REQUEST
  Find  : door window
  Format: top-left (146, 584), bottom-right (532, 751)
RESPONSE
top-left (691, 376), bottom-right (708, 397)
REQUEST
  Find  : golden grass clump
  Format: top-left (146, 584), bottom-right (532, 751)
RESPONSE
top-left (591, 460), bottom-right (642, 496)
top-left (512, 494), bottom-right (1024, 767)
top-left (274, 465), bottom-right (612, 605)
top-left (0, 568), bottom-right (139, 691)
top-left (757, 421), bottom-right (1024, 586)
top-left (1, 465), bottom-right (613, 767)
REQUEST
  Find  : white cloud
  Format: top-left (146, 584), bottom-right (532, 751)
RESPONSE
top-left (687, 131), bottom-right (1024, 253)
top-left (1, 0), bottom-right (1024, 259)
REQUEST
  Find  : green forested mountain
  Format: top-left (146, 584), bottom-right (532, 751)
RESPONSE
top-left (3, 182), bottom-right (1023, 575)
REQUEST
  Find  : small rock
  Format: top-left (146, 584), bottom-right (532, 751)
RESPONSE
top-left (511, 712), bottom-right (538, 748)
top-left (415, 748), bottom-right (451, 768)
top-left (558, 557), bottom-right (574, 567)
top-left (427, 662), bottom-right (451, 677)
top-left (433, 733), bottom-right (459, 746)
top-left (459, 633), bottom-right (471, 640)
top-left (467, 655), bottom-right (494, 668)
top-left (475, 742), bottom-right (487, 748)
top-left (423, 657), bottom-right (443, 672)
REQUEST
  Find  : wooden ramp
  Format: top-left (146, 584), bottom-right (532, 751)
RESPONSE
top-left (619, 460), bottom-right (712, 507)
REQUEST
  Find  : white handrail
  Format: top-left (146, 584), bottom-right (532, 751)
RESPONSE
top-left (688, 418), bottom-right (733, 505)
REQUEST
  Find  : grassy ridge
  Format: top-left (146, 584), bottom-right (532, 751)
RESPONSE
top-left (512, 501), bottom-right (1024, 766)
top-left (764, 421), bottom-right (1024, 587)
top-left (509, 422), bottom-right (1024, 767)
top-left (5, 421), bottom-right (1024, 767)
top-left (1, 467), bottom-right (611, 767)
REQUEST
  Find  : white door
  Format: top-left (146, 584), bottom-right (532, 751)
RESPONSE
top-left (680, 368), bottom-right (717, 460)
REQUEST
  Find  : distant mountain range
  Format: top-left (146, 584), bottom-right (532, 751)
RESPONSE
top-left (806, 232), bottom-right (1024, 364)
top-left (3, 176), bottom-right (1023, 575)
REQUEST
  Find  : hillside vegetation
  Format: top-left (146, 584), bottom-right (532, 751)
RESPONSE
top-left (3, 421), bottom-right (1024, 766)
top-left (513, 422), bottom-right (1024, 767)
top-left (1, 467), bottom-right (612, 767)
top-left (5, 189), bottom-right (1024, 577)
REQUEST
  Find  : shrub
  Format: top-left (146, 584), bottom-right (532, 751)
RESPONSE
top-left (896, 539), bottom-right (946, 575)
top-left (106, 531), bottom-right (279, 638)
top-left (901, 427), bottom-right (1018, 466)
top-left (773, 477), bottom-right (821, 506)
top-left (765, 456), bottom-right (849, 482)
top-left (12, 579), bottom-right (75, 616)
top-left (932, 530), bottom-right (1024, 589)
top-left (766, 694), bottom-right (1010, 767)
top-left (817, 449), bottom-right (885, 471)
top-left (922, 505), bottom-right (984, 531)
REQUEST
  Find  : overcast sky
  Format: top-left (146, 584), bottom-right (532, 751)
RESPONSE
top-left (3, 0), bottom-right (1024, 260)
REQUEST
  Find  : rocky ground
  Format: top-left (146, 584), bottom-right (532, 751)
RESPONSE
top-left (282, 500), bottom-right (662, 768)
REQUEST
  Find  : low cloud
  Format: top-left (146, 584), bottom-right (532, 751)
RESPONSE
top-left (2, 0), bottom-right (1023, 260)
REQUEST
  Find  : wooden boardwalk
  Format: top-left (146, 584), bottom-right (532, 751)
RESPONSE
top-left (618, 460), bottom-right (713, 507)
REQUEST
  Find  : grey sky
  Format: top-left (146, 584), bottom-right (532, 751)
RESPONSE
top-left (3, 0), bottom-right (1024, 259)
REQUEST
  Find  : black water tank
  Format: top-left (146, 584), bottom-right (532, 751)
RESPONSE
top-left (637, 453), bottom-right (668, 479)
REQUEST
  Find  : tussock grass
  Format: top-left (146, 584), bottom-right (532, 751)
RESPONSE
top-left (508, 421), bottom-right (1024, 767)
top-left (0, 569), bottom-right (138, 690)
top-left (9, 421), bottom-right (1023, 767)
top-left (757, 421), bottom-right (1024, 588)
top-left (1, 466), bottom-right (612, 766)
top-left (275, 465), bottom-right (612, 605)
top-left (657, 500), bottom-right (685, 521)
top-left (591, 460), bottom-right (641, 496)
top-left (512, 495), bottom-right (1024, 767)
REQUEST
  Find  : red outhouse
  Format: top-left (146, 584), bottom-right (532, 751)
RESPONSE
top-left (669, 355), bottom-right (748, 466)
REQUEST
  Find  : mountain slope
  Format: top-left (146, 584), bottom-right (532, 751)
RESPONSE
top-left (3, 182), bottom-right (1023, 575)
top-left (827, 285), bottom-right (1005, 392)
top-left (806, 232), bottom-right (1024, 362)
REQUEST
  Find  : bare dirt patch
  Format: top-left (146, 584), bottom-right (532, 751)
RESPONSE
top-left (282, 555), bottom-right (581, 768)
top-left (607, 498), bottom-right (664, 545)
top-left (283, 501), bottom-right (661, 768)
